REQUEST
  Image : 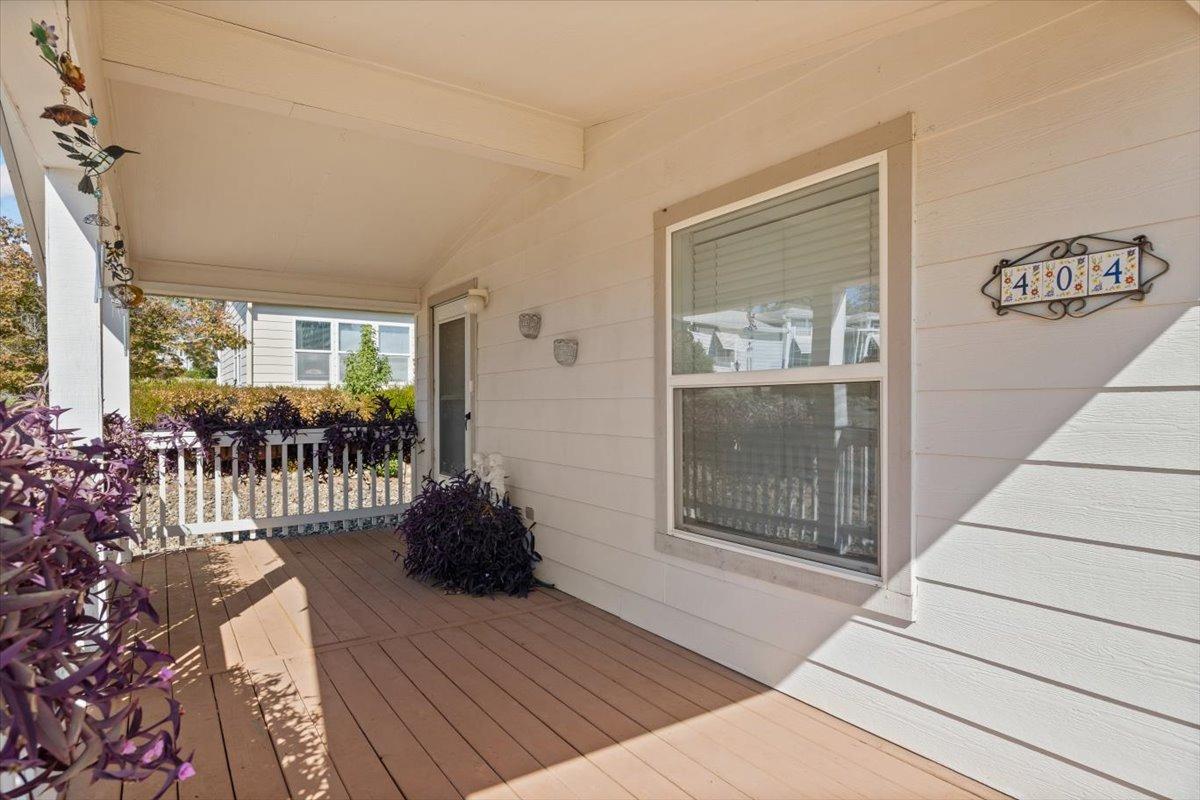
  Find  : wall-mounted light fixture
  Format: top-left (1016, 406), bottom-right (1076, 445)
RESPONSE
top-left (553, 338), bottom-right (578, 366)
top-left (518, 312), bottom-right (542, 339)
top-left (464, 287), bottom-right (490, 315)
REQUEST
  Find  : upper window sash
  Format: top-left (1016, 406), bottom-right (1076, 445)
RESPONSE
top-left (666, 154), bottom-right (887, 387)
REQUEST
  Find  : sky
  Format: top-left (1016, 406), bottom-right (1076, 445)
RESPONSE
top-left (1, 149), bottom-right (23, 222)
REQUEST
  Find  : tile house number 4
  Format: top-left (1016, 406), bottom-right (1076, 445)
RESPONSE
top-left (1001, 246), bottom-right (1139, 306)
top-left (983, 234), bottom-right (1168, 320)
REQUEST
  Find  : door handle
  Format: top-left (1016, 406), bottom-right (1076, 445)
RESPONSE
top-left (464, 411), bottom-right (471, 426)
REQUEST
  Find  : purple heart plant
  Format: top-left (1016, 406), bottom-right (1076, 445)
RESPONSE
top-left (1, 396), bottom-right (191, 798)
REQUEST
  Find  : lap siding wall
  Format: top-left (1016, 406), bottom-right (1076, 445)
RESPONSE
top-left (414, 3), bottom-right (1200, 797)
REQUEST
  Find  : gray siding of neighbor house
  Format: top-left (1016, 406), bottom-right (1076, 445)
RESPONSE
top-left (247, 304), bottom-right (414, 387)
top-left (413, 3), bottom-right (1200, 798)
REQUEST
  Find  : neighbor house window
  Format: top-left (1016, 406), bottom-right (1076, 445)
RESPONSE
top-left (337, 322), bottom-right (365, 382)
top-left (668, 160), bottom-right (883, 575)
top-left (379, 324), bottom-right (412, 383)
top-left (295, 320), bottom-right (332, 382)
top-left (337, 322), bottom-right (413, 384)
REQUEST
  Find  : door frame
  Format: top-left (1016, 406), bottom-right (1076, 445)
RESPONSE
top-left (427, 281), bottom-right (477, 479)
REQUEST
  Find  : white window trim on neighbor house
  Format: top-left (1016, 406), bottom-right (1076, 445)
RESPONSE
top-left (654, 116), bottom-right (915, 620)
top-left (292, 314), bottom-right (415, 387)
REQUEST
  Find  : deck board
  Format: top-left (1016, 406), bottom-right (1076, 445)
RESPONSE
top-left (95, 529), bottom-right (1005, 800)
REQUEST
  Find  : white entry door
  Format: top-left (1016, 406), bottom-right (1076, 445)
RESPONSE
top-left (433, 298), bottom-right (472, 477)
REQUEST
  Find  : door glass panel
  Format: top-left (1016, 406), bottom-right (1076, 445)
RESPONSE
top-left (438, 317), bottom-right (466, 475)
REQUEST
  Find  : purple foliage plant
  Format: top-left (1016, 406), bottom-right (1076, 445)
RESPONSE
top-left (398, 472), bottom-right (540, 597)
top-left (1, 396), bottom-right (192, 798)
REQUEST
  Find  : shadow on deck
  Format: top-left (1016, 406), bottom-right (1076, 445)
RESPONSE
top-left (69, 530), bottom-right (1006, 800)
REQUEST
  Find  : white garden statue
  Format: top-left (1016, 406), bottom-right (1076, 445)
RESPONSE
top-left (471, 452), bottom-right (508, 500)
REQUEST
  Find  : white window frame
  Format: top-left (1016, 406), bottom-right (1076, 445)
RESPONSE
top-left (293, 319), bottom-right (333, 385)
top-left (291, 315), bottom-right (415, 387)
top-left (664, 152), bottom-right (888, 586)
top-left (375, 323), bottom-right (414, 384)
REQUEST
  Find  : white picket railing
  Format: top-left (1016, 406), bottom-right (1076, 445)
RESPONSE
top-left (138, 428), bottom-right (416, 545)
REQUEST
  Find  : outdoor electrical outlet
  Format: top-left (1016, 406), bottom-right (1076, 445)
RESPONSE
top-left (524, 506), bottom-right (535, 521)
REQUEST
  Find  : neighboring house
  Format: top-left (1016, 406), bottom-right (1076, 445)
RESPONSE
top-left (217, 303), bottom-right (414, 387)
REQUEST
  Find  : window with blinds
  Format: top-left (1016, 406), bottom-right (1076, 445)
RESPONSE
top-left (667, 162), bottom-right (884, 576)
top-left (672, 166), bottom-right (879, 375)
top-left (295, 320), bottom-right (332, 382)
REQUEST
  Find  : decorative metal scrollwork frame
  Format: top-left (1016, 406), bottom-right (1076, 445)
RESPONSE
top-left (981, 233), bottom-right (1169, 320)
top-left (103, 232), bottom-right (143, 308)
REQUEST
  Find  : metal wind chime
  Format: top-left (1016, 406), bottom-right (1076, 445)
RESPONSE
top-left (30, 5), bottom-right (144, 308)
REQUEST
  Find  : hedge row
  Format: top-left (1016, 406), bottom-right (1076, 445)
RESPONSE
top-left (131, 379), bottom-right (415, 429)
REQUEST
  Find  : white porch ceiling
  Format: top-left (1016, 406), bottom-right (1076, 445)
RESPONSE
top-left (4, 0), bottom-right (953, 309)
top-left (109, 81), bottom-right (531, 293)
top-left (156, 0), bottom-right (941, 125)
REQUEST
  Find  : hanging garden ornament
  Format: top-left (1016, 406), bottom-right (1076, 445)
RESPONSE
top-left (103, 231), bottom-right (144, 309)
top-left (57, 52), bottom-right (86, 93)
top-left (31, 17), bottom-right (139, 197)
top-left (30, 20), bottom-right (60, 69)
top-left (30, 20), bottom-right (85, 94)
top-left (41, 104), bottom-right (89, 126)
top-left (41, 84), bottom-right (89, 127)
top-left (108, 282), bottom-right (144, 309)
top-left (51, 127), bottom-right (138, 194)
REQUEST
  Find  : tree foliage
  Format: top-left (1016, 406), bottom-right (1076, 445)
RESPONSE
top-left (0, 221), bottom-right (251, 389)
top-left (129, 298), bottom-right (246, 380)
top-left (0, 217), bottom-right (46, 395)
top-left (342, 324), bottom-right (391, 396)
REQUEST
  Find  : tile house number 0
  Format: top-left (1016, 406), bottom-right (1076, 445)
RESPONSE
top-left (981, 233), bottom-right (1169, 321)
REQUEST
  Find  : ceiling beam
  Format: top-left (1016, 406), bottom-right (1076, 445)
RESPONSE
top-left (98, 0), bottom-right (584, 175)
top-left (132, 257), bottom-right (419, 313)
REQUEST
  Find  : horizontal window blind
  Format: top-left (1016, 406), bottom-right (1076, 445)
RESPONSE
top-left (295, 320), bottom-right (331, 350)
top-left (680, 168), bottom-right (878, 317)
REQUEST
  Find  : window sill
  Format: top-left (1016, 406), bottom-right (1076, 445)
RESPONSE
top-left (656, 528), bottom-right (913, 622)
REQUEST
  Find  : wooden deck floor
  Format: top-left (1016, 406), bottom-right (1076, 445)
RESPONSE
top-left (71, 530), bottom-right (1006, 800)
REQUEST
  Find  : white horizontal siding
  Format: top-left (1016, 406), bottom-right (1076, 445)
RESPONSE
top-left (248, 304), bottom-right (414, 386)
top-left (415, 2), bottom-right (1200, 796)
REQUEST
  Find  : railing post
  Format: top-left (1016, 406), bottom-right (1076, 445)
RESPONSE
top-left (214, 445), bottom-right (223, 523)
top-left (231, 444), bottom-right (241, 519)
top-left (265, 443), bottom-right (273, 525)
top-left (297, 442), bottom-right (306, 514)
top-left (281, 441), bottom-right (290, 519)
top-left (384, 443), bottom-right (391, 507)
top-left (194, 444), bottom-right (204, 524)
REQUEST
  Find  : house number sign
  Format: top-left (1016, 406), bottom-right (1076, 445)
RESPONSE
top-left (981, 233), bottom-right (1169, 320)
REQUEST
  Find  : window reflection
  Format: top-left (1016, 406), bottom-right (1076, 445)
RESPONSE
top-left (677, 382), bottom-right (880, 574)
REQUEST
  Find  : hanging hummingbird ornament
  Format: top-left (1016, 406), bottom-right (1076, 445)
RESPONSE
top-left (31, 16), bottom-right (139, 196)
top-left (51, 126), bottom-right (139, 195)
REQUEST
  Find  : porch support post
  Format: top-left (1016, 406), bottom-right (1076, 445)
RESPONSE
top-left (102, 296), bottom-right (130, 417)
top-left (44, 168), bottom-right (104, 438)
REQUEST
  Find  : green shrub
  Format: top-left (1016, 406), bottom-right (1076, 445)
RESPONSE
top-left (375, 384), bottom-right (415, 415)
top-left (130, 379), bottom-right (412, 429)
top-left (342, 325), bottom-right (391, 396)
